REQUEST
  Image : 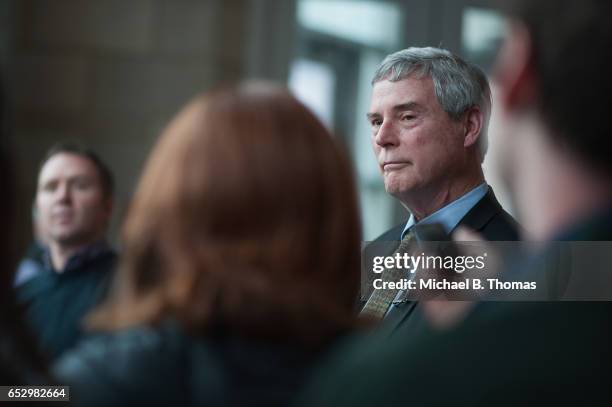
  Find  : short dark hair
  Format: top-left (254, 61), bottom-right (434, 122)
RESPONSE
top-left (39, 142), bottom-right (114, 198)
top-left (504, 0), bottom-right (612, 174)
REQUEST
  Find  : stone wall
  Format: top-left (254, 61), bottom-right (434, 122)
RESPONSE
top-left (4, 0), bottom-right (295, 249)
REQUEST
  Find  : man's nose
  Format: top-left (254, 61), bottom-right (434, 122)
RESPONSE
top-left (56, 183), bottom-right (72, 203)
top-left (374, 120), bottom-right (399, 148)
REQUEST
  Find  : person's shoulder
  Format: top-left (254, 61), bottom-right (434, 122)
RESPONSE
top-left (482, 208), bottom-right (521, 241)
top-left (53, 323), bottom-right (196, 406)
top-left (461, 188), bottom-right (522, 241)
top-left (91, 247), bottom-right (119, 270)
top-left (295, 328), bottom-right (412, 407)
top-left (55, 326), bottom-right (164, 375)
top-left (299, 301), bottom-right (612, 406)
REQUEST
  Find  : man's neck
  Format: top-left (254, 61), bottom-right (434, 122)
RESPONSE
top-left (399, 171), bottom-right (485, 221)
top-left (49, 240), bottom-right (96, 272)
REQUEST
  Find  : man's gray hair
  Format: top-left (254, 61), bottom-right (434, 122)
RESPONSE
top-left (372, 47), bottom-right (491, 161)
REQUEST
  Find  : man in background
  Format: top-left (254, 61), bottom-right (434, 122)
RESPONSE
top-left (16, 142), bottom-right (117, 359)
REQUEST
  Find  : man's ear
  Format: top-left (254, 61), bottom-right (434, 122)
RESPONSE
top-left (493, 21), bottom-right (537, 110)
top-left (463, 106), bottom-right (483, 148)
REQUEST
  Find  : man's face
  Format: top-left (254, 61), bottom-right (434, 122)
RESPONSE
top-left (368, 76), bottom-right (467, 201)
top-left (36, 153), bottom-right (111, 248)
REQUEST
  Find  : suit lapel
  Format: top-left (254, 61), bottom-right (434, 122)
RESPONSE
top-left (383, 300), bottom-right (418, 336)
top-left (453, 187), bottom-right (502, 233)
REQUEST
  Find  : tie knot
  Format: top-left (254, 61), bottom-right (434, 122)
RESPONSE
top-left (397, 228), bottom-right (416, 253)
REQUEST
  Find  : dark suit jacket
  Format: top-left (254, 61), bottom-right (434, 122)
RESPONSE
top-left (362, 187), bottom-right (520, 336)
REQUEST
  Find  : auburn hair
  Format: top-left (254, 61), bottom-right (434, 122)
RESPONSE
top-left (88, 82), bottom-right (361, 345)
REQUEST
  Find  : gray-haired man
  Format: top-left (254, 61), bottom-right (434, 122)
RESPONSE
top-left (362, 47), bottom-right (519, 332)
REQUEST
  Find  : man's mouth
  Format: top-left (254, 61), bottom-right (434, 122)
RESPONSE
top-left (55, 216), bottom-right (73, 225)
top-left (382, 161), bottom-right (410, 171)
top-left (52, 210), bottom-right (74, 224)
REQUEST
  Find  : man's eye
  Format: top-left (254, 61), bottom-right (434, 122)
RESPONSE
top-left (401, 115), bottom-right (415, 121)
top-left (74, 181), bottom-right (92, 190)
top-left (371, 119), bottom-right (382, 127)
top-left (42, 182), bottom-right (57, 192)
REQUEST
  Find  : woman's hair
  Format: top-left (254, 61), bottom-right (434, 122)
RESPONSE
top-left (89, 82), bottom-right (361, 345)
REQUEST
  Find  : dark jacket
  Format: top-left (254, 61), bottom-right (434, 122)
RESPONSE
top-left (16, 248), bottom-right (116, 360)
top-left (54, 322), bottom-right (339, 407)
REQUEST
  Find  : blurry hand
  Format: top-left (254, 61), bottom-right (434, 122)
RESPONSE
top-left (420, 227), bottom-right (497, 330)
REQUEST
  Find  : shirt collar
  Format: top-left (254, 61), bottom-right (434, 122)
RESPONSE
top-left (401, 183), bottom-right (489, 239)
top-left (43, 241), bottom-right (112, 274)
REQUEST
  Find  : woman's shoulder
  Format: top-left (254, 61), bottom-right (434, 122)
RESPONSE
top-left (53, 323), bottom-right (218, 406)
top-left (57, 324), bottom-right (179, 368)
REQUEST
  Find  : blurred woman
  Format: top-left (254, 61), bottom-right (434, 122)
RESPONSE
top-left (54, 82), bottom-right (361, 406)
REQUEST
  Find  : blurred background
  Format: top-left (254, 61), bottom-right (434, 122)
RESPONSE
top-left (0, 0), bottom-right (510, 253)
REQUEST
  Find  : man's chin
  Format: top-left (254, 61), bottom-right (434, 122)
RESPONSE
top-left (51, 230), bottom-right (88, 247)
top-left (384, 181), bottom-right (416, 197)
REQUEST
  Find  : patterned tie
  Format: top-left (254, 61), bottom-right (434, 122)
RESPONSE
top-left (360, 229), bottom-right (416, 320)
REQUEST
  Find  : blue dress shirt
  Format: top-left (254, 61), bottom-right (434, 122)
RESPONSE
top-left (400, 182), bottom-right (489, 239)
